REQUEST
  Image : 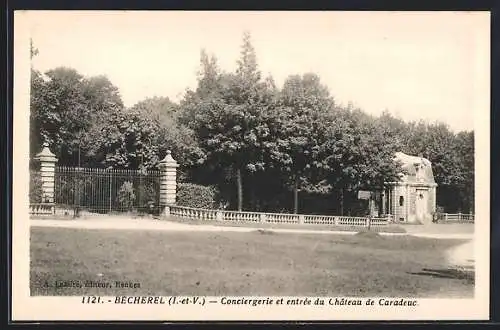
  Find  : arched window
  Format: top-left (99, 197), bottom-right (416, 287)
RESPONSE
top-left (399, 196), bottom-right (404, 206)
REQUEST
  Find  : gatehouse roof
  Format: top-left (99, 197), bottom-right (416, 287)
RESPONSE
top-left (394, 152), bottom-right (436, 184)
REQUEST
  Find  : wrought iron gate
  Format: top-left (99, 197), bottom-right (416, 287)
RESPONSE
top-left (54, 166), bottom-right (161, 217)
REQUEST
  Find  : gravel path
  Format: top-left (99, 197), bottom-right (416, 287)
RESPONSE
top-left (29, 218), bottom-right (473, 239)
top-left (30, 218), bottom-right (360, 235)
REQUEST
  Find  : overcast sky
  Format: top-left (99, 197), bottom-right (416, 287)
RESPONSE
top-left (26, 11), bottom-right (489, 132)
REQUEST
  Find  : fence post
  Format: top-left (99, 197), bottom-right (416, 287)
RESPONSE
top-left (334, 216), bottom-right (339, 226)
top-left (109, 175), bottom-right (112, 213)
top-left (35, 143), bottom-right (58, 204)
top-left (259, 213), bottom-right (266, 223)
top-left (216, 210), bottom-right (223, 221)
top-left (366, 216), bottom-right (371, 230)
top-left (458, 212), bottom-right (462, 222)
top-left (159, 150), bottom-right (179, 217)
top-left (444, 213), bottom-right (448, 222)
top-left (298, 215), bottom-right (304, 225)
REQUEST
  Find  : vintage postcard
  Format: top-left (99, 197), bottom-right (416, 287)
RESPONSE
top-left (12, 10), bottom-right (490, 321)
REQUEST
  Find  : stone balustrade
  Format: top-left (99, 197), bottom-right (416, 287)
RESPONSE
top-left (169, 205), bottom-right (392, 227)
top-left (29, 203), bottom-right (55, 216)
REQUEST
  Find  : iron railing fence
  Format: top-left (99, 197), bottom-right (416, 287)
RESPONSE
top-left (52, 166), bottom-right (162, 217)
top-left (433, 212), bottom-right (475, 223)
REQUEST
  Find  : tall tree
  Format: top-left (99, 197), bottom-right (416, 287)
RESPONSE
top-left (130, 96), bottom-right (205, 169)
top-left (236, 31), bottom-right (261, 88)
top-left (455, 131), bottom-right (474, 212)
top-left (315, 107), bottom-right (402, 215)
top-left (31, 67), bottom-right (89, 165)
top-left (265, 73), bottom-right (335, 213)
top-left (82, 95), bottom-right (205, 170)
top-left (196, 49), bottom-right (221, 99)
top-left (82, 106), bottom-right (162, 170)
top-left (179, 50), bottom-right (223, 129)
top-left (181, 32), bottom-right (271, 211)
top-left (30, 39), bottom-right (42, 162)
top-left (30, 67), bottom-right (127, 166)
top-left (231, 31), bottom-right (261, 211)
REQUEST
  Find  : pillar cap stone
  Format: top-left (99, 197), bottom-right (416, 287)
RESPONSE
top-left (36, 143), bottom-right (57, 163)
top-left (159, 150), bottom-right (179, 168)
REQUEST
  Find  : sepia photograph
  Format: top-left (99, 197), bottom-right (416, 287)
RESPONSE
top-left (12, 10), bottom-right (490, 321)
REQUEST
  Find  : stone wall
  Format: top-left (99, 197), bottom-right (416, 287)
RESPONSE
top-left (429, 186), bottom-right (436, 213)
top-left (391, 184), bottom-right (407, 222)
top-left (409, 186), bottom-right (416, 216)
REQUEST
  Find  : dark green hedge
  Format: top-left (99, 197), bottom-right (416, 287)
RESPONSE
top-left (177, 183), bottom-right (219, 209)
top-left (30, 171), bottom-right (43, 203)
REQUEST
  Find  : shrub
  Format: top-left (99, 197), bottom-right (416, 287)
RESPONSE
top-left (116, 181), bottom-right (136, 211)
top-left (136, 182), bottom-right (157, 213)
top-left (177, 183), bottom-right (219, 209)
top-left (29, 171), bottom-right (43, 203)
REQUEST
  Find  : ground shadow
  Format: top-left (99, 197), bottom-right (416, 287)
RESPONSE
top-left (408, 267), bottom-right (474, 283)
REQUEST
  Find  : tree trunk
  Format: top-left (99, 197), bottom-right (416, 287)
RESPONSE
top-left (340, 188), bottom-right (344, 216)
top-left (236, 168), bottom-right (243, 211)
top-left (293, 176), bottom-right (299, 214)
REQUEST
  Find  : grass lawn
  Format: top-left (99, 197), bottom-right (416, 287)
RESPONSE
top-left (30, 227), bottom-right (473, 297)
top-left (166, 216), bottom-right (407, 233)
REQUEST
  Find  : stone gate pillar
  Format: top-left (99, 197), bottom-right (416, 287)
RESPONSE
top-left (430, 184), bottom-right (437, 213)
top-left (36, 143), bottom-right (57, 203)
top-left (159, 150), bottom-right (179, 216)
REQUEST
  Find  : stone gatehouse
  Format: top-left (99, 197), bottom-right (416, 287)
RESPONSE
top-left (374, 152), bottom-right (437, 224)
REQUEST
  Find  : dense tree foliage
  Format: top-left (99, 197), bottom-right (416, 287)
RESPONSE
top-left (30, 34), bottom-right (475, 214)
top-left (179, 32), bottom-right (277, 211)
